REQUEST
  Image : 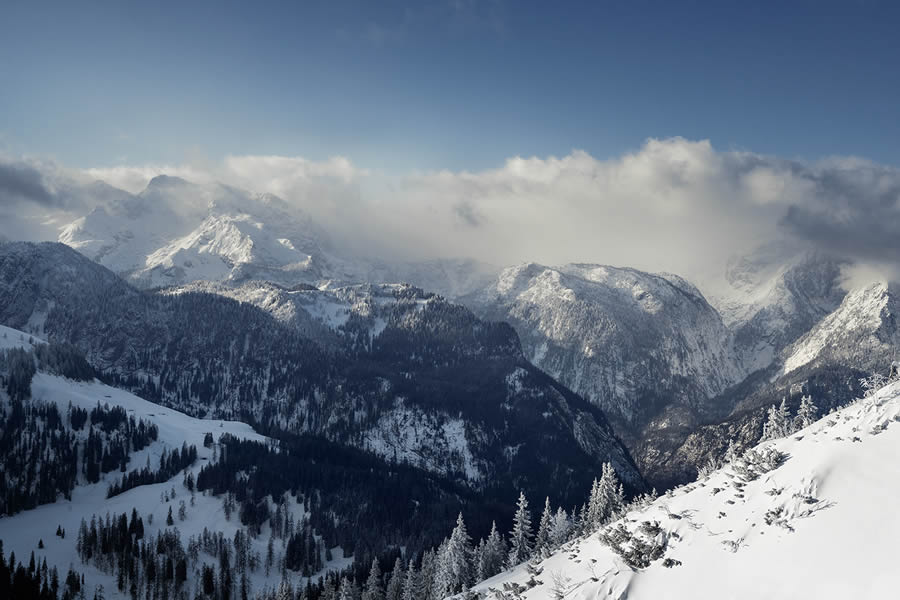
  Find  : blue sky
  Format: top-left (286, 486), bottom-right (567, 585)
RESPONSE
top-left (2, 0), bottom-right (899, 171)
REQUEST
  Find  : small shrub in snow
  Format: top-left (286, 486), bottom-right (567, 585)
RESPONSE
top-left (662, 558), bottom-right (682, 568)
top-left (870, 421), bottom-right (889, 435)
top-left (732, 447), bottom-right (788, 482)
top-left (598, 521), bottom-right (667, 570)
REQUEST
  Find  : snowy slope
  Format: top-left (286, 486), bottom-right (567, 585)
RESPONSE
top-left (470, 382), bottom-right (900, 599)
top-left (0, 323), bottom-right (356, 599)
top-left (57, 176), bottom-right (498, 296)
top-left (58, 176), bottom-right (333, 288)
top-left (779, 281), bottom-right (900, 377)
top-left (0, 324), bottom-right (44, 351)
top-left (704, 242), bottom-right (846, 374)
top-left (467, 262), bottom-right (745, 438)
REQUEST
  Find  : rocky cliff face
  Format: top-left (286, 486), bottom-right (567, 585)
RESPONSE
top-left (466, 263), bottom-right (744, 435)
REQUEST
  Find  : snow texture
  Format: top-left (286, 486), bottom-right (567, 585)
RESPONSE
top-left (469, 381), bottom-right (900, 599)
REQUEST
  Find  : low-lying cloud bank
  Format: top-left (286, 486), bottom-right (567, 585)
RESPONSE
top-left (2, 138), bottom-right (899, 285)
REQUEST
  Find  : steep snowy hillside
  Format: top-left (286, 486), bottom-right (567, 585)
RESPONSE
top-left (57, 175), bottom-right (497, 296)
top-left (635, 279), bottom-right (900, 490)
top-left (470, 380), bottom-right (900, 600)
top-left (0, 241), bottom-right (643, 507)
top-left (466, 263), bottom-right (744, 465)
top-left (0, 328), bottom-right (291, 599)
top-left (778, 282), bottom-right (900, 377)
top-left (705, 243), bottom-right (846, 374)
top-left (59, 176), bottom-right (334, 288)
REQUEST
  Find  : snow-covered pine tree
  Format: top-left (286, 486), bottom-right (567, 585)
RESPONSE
top-left (430, 537), bottom-right (449, 599)
top-left (471, 539), bottom-right (486, 582)
top-left (761, 398), bottom-right (792, 441)
top-left (385, 557), bottom-right (403, 600)
top-left (477, 521), bottom-right (506, 581)
top-left (585, 478), bottom-right (602, 531)
top-left (275, 579), bottom-right (294, 600)
top-left (362, 558), bottom-right (385, 600)
top-left (724, 439), bottom-right (740, 464)
top-left (534, 497), bottom-right (554, 558)
top-left (507, 491), bottom-right (533, 568)
top-left (778, 398), bottom-right (792, 434)
top-left (589, 462), bottom-right (624, 530)
top-left (549, 507), bottom-right (570, 548)
top-left (795, 395), bottom-right (818, 430)
top-left (572, 504), bottom-right (587, 538)
top-left (401, 559), bottom-right (418, 600)
top-left (337, 577), bottom-right (354, 600)
top-left (432, 513), bottom-right (473, 598)
top-left (416, 548), bottom-right (436, 600)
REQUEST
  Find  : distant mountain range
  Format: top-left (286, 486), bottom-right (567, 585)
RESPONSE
top-left (21, 173), bottom-right (900, 488)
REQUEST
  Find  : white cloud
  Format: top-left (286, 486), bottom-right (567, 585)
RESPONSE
top-left (4, 138), bottom-right (900, 288)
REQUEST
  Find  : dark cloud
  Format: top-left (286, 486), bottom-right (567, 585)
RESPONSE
top-left (779, 164), bottom-right (900, 264)
top-left (0, 161), bottom-right (57, 207)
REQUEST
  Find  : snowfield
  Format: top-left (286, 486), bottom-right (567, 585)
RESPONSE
top-left (0, 359), bottom-right (353, 598)
top-left (469, 381), bottom-right (900, 599)
top-left (0, 324), bottom-right (44, 351)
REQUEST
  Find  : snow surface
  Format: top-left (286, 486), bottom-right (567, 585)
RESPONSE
top-left (0, 324), bottom-right (44, 351)
top-left (363, 401), bottom-right (484, 482)
top-left (779, 282), bottom-right (895, 377)
top-left (468, 381), bottom-right (900, 599)
top-left (0, 331), bottom-right (351, 598)
top-left (473, 262), bottom-right (745, 429)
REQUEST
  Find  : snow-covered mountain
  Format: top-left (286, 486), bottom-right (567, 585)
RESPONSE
top-left (59, 175), bottom-right (335, 288)
top-left (57, 175), bottom-right (499, 297)
top-left (637, 278), bottom-right (900, 490)
top-left (465, 263), bottom-right (745, 452)
top-left (778, 281), bottom-right (900, 377)
top-left (469, 379), bottom-right (900, 600)
top-left (705, 242), bottom-right (847, 374)
top-left (0, 241), bottom-right (644, 502)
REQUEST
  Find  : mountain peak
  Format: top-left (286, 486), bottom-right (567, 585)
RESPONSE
top-left (143, 174), bottom-right (191, 192)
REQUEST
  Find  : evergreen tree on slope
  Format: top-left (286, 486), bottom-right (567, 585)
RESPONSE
top-left (507, 492), bottom-right (533, 568)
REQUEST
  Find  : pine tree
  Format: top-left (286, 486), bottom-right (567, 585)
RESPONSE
top-left (586, 463), bottom-right (623, 531)
top-left (724, 439), bottom-right (740, 464)
top-left (276, 579), bottom-right (294, 600)
top-left (534, 497), bottom-right (554, 558)
top-left (433, 513), bottom-right (473, 597)
top-left (507, 492), bottom-right (533, 568)
top-left (761, 398), bottom-right (792, 441)
top-left (385, 557), bottom-right (403, 600)
top-left (416, 549), bottom-right (436, 600)
top-left (549, 507), bottom-right (570, 548)
top-left (586, 478), bottom-right (603, 531)
top-left (400, 560), bottom-right (418, 600)
top-left (362, 558), bottom-right (385, 600)
top-left (478, 521), bottom-right (506, 581)
top-left (337, 577), bottom-right (354, 600)
top-left (795, 395), bottom-right (818, 430)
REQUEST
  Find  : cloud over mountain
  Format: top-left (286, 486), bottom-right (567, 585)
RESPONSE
top-left (2, 138), bottom-right (900, 284)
